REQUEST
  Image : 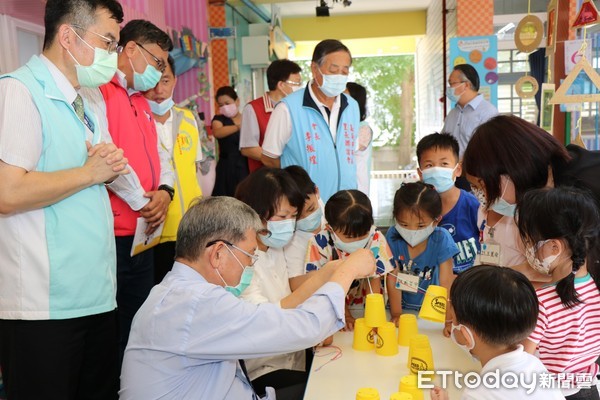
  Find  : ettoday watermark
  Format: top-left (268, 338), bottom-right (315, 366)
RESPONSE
top-left (418, 370), bottom-right (595, 394)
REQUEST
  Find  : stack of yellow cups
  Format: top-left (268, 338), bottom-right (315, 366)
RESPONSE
top-left (398, 375), bottom-right (424, 400)
top-left (407, 334), bottom-right (434, 374)
top-left (397, 314), bottom-right (419, 347)
top-left (356, 387), bottom-right (380, 400)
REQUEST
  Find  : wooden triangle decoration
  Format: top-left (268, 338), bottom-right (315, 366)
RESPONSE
top-left (549, 56), bottom-right (600, 104)
top-left (572, 132), bottom-right (588, 149)
top-left (572, 0), bottom-right (599, 28)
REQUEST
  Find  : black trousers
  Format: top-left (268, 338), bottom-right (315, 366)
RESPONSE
top-left (154, 241), bottom-right (176, 285)
top-left (115, 236), bottom-right (154, 363)
top-left (0, 311), bottom-right (119, 400)
top-left (251, 369), bottom-right (308, 400)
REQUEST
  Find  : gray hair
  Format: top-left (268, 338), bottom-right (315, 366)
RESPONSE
top-left (311, 39), bottom-right (352, 67)
top-left (175, 196), bottom-right (263, 262)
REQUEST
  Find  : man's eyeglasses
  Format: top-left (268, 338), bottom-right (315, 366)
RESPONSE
top-left (135, 42), bottom-right (166, 73)
top-left (206, 240), bottom-right (259, 267)
top-left (285, 80), bottom-right (302, 86)
top-left (71, 24), bottom-right (121, 55)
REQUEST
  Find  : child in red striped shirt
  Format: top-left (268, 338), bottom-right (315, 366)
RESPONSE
top-left (518, 187), bottom-right (600, 400)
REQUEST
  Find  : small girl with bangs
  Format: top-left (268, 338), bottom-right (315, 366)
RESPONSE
top-left (518, 187), bottom-right (600, 400)
top-left (304, 189), bottom-right (393, 331)
top-left (386, 182), bottom-right (458, 328)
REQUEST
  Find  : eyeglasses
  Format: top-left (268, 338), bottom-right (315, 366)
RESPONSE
top-left (71, 24), bottom-right (121, 55)
top-left (206, 240), bottom-right (259, 266)
top-left (135, 42), bottom-right (166, 73)
top-left (448, 80), bottom-right (467, 87)
top-left (285, 80), bottom-right (302, 86)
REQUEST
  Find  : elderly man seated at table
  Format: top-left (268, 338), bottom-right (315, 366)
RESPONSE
top-left (119, 196), bottom-right (376, 400)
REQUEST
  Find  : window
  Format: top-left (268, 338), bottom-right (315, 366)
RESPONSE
top-left (496, 49), bottom-right (537, 123)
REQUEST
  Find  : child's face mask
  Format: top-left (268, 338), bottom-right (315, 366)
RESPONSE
top-left (450, 323), bottom-right (479, 363)
top-left (332, 226), bottom-right (375, 254)
top-left (525, 240), bottom-right (561, 276)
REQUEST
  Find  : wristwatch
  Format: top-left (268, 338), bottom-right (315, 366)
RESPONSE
top-left (158, 184), bottom-right (175, 200)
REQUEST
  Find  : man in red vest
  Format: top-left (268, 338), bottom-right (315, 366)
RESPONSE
top-left (239, 59), bottom-right (302, 173)
top-left (97, 20), bottom-right (174, 362)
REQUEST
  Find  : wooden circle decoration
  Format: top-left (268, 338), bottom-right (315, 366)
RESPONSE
top-left (515, 76), bottom-right (539, 99)
top-left (515, 15), bottom-right (544, 53)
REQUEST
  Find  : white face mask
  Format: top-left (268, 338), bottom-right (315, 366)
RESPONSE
top-left (525, 240), bottom-right (561, 276)
top-left (395, 222), bottom-right (435, 247)
top-left (451, 323), bottom-right (479, 362)
top-left (489, 177), bottom-right (517, 217)
top-left (332, 226), bottom-right (375, 254)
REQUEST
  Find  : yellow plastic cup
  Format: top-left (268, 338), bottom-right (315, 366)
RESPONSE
top-left (356, 387), bottom-right (380, 400)
top-left (408, 335), bottom-right (434, 375)
top-left (375, 321), bottom-right (399, 356)
top-left (353, 318), bottom-right (376, 351)
top-left (398, 375), bottom-right (424, 400)
top-left (398, 314), bottom-right (419, 346)
top-left (418, 285), bottom-right (447, 323)
top-left (364, 293), bottom-right (387, 328)
top-left (390, 392), bottom-right (414, 400)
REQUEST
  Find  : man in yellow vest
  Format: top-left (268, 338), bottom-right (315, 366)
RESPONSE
top-left (144, 56), bottom-right (203, 284)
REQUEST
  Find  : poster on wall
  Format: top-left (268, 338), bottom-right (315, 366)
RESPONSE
top-left (565, 39), bottom-right (593, 74)
top-left (449, 35), bottom-right (498, 107)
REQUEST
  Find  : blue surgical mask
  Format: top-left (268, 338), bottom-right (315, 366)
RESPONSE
top-left (259, 219), bottom-right (295, 249)
top-left (296, 207), bottom-right (323, 233)
top-left (216, 246), bottom-right (255, 297)
top-left (490, 198), bottom-right (516, 217)
top-left (317, 68), bottom-right (348, 98)
top-left (446, 82), bottom-right (465, 103)
top-left (489, 179), bottom-right (516, 217)
top-left (332, 226), bottom-right (374, 254)
top-left (395, 222), bottom-right (435, 247)
top-left (450, 323), bottom-right (479, 363)
top-left (68, 28), bottom-right (117, 88)
top-left (148, 97), bottom-right (174, 116)
top-left (130, 47), bottom-right (162, 91)
top-left (421, 166), bottom-right (457, 193)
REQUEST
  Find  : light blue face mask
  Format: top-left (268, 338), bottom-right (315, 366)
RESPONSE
top-left (296, 207), bottom-right (323, 233)
top-left (148, 97), bottom-right (174, 116)
top-left (395, 222), bottom-right (435, 247)
top-left (446, 82), bottom-right (465, 104)
top-left (68, 28), bottom-right (117, 88)
top-left (489, 179), bottom-right (517, 217)
top-left (317, 68), bottom-right (348, 97)
top-left (421, 166), bottom-right (457, 193)
top-left (130, 47), bottom-right (162, 91)
top-left (259, 218), bottom-right (296, 249)
top-left (217, 246), bottom-right (255, 297)
top-left (332, 226), bottom-right (374, 254)
top-left (490, 198), bottom-right (516, 217)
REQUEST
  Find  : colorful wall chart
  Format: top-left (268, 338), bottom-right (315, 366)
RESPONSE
top-left (449, 35), bottom-right (498, 107)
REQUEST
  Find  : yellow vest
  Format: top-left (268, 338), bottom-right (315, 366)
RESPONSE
top-left (160, 107), bottom-right (203, 242)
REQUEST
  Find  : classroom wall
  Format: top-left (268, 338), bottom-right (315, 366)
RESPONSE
top-left (415, 0), bottom-right (457, 140)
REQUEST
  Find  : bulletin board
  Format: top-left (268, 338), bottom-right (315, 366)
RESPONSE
top-left (449, 36), bottom-right (498, 107)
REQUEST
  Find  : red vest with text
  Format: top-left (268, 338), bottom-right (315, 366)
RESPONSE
top-left (248, 94), bottom-right (273, 172)
top-left (100, 76), bottom-right (161, 236)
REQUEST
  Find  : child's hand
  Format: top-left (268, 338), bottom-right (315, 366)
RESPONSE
top-left (391, 314), bottom-right (400, 327)
top-left (430, 386), bottom-right (449, 400)
top-left (443, 321), bottom-right (452, 338)
top-left (342, 311), bottom-right (355, 331)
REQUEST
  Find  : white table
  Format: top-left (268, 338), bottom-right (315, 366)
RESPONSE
top-left (303, 319), bottom-right (481, 400)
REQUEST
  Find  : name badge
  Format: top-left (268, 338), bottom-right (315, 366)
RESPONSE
top-left (395, 272), bottom-right (419, 293)
top-left (479, 242), bottom-right (501, 265)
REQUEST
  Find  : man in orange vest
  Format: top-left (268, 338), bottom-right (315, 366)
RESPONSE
top-left (239, 59), bottom-right (302, 173)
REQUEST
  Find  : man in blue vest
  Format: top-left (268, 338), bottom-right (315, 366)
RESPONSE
top-left (261, 39), bottom-right (359, 202)
top-left (0, 0), bottom-right (128, 398)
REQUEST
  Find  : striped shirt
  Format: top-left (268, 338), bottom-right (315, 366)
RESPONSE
top-left (528, 273), bottom-right (600, 380)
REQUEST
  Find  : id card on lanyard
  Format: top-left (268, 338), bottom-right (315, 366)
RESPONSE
top-left (478, 219), bottom-right (502, 265)
top-left (394, 256), bottom-right (419, 293)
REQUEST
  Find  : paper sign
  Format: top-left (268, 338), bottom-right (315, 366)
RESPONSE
top-left (540, 83), bottom-right (556, 133)
top-left (565, 40), bottom-right (593, 74)
top-left (130, 217), bottom-right (164, 257)
top-left (395, 272), bottom-right (419, 293)
top-left (479, 242), bottom-right (501, 265)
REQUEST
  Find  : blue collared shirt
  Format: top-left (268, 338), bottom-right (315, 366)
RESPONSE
top-left (442, 94), bottom-right (498, 158)
top-left (120, 261), bottom-right (346, 400)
